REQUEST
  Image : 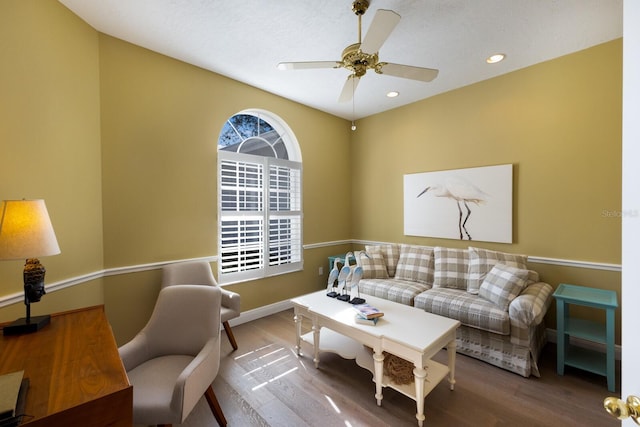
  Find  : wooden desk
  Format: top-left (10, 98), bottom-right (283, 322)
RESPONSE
top-left (0, 306), bottom-right (132, 426)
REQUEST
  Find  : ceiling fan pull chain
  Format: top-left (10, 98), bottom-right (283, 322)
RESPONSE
top-left (351, 77), bottom-right (357, 131)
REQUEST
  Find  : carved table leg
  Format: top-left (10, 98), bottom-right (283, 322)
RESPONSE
top-left (294, 311), bottom-right (302, 356)
top-left (413, 366), bottom-right (427, 426)
top-left (447, 339), bottom-right (457, 390)
top-left (373, 351), bottom-right (385, 406)
top-left (312, 321), bottom-right (320, 368)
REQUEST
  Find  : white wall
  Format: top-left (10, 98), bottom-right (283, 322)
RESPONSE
top-left (622, 0), bottom-right (640, 422)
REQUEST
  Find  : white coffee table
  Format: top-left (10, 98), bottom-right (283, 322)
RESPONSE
top-left (291, 291), bottom-right (461, 426)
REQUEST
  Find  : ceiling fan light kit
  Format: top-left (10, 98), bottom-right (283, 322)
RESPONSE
top-left (277, 0), bottom-right (439, 104)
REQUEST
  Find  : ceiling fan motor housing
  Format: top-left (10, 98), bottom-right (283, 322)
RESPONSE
top-left (341, 43), bottom-right (378, 77)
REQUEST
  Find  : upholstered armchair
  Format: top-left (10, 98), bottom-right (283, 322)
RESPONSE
top-left (162, 261), bottom-right (241, 351)
top-left (119, 284), bottom-right (227, 426)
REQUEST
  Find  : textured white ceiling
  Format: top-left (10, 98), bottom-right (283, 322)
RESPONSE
top-left (58, 0), bottom-right (622, 120)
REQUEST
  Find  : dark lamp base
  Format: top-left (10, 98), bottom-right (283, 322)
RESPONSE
top-left (3, 315), bottom-right (51, 336)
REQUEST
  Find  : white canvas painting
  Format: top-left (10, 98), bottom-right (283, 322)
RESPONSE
top-left (404, 164), bottom-right (513, 243)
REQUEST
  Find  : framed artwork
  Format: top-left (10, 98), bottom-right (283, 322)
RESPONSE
top-left (404, 164), bottom-right (513, 243)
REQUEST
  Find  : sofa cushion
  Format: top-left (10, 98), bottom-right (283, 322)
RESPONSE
top-left (414, 287), bottom-right (510, 335)
top-left (433, 247), bottom-right (468, 290)
top-left (394, 244), bottom-right (434, 284)
top-left (359, 249), bottom-right (389, 279)
top-left (467, 247), bottom-right (528, 294)
top-left (365, 244), bottom-right (400, 277)
top-left (478, 264), bottom-right (528, 311)
top-left (358, 279), bottom-right (429, 306)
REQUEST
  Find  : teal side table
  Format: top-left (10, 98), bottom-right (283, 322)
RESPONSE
top-left (553, 283), bottom-right (618, 392)
top-left (327, 254), bottom-right (356, 273)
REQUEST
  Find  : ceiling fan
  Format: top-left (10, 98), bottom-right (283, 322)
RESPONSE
top-left (277, 0), bottom-right (439, 103)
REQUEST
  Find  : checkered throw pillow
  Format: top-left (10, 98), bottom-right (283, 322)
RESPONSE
top-left (365, 244), bottom-right (400, 277)
top-left (433, 247), bottom-right (468, 290)
top-left (478, 263), bottom-right (528, 311)
top-left (394, 244), bottom-right (434, 284)
top-left (467, 247), bottom-right (528, 295)
top-left (360, 249), bottom-right (389, 279)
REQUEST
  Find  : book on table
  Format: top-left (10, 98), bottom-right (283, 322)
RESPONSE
top-left (352, 303), bottom-right (384, 320)
top-left (354, 314), bottom-right (380, 325)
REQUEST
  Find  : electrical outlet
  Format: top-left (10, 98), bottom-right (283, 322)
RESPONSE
top-left (318, 266), bottom-right (323, 276)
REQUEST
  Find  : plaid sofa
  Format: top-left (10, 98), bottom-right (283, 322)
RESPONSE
top-left (356, 244), bottom-right (554, 377)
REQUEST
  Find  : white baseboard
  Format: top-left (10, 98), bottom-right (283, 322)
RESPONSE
top-left (227, 299), bottom-right (294, 327)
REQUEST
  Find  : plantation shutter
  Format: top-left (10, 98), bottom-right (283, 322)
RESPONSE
top-left (219, 152), bottom-right (302, 283)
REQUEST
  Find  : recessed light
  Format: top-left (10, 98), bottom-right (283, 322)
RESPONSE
top-left (486, 53), bottom-right (506, 64)
top-left (387, 91), bottom-right (399, 98)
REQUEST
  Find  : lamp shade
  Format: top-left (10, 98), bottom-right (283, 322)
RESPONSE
top-left (0, 199), bottom-right (61, 260)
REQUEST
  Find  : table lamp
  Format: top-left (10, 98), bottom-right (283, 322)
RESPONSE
top-left (0, 199), bottom-right (61, 335)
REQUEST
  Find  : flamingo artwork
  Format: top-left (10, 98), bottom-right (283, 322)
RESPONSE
top-left (417, 177), bottom-right (488, 240)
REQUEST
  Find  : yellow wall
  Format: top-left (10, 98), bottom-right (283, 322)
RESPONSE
top-left (351, 41), bottom-right (621, 261)
top-left (0, 1), bottom-right (623, 345)
top-left (98, 35), bottom-right (351, 267)
top-left (0, 0), bottom-right (105, 318)
top-left (98, 35), bottom-right (352, 342)
top-left (350, 40), bottom-right (622, 337)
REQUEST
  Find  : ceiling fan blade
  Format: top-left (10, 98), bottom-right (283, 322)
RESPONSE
top-left (378, 63), bottom-right (439, 82)
top-left (338, 75), bottom-right (360, 103)
top-left (360, 9), bottom-right (401, 54)
top-left (277, 61), bottom-right (341, 70)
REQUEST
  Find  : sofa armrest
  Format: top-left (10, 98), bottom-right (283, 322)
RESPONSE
top-left (509, 282), bottom-right (554, 327)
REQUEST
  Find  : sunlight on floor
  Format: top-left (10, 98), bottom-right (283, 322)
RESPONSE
top-left (325, 394), bottom-right (356, 427)
top-left (234, 341), bottom-right (360, 426)
top-left (291, 348), bottom-right (311, 372)
top-left (244, 354), bottom-right (290, 376)
top-left (236, 344), bottom-right (302, 392)
top-left (233, 343), bottom-right (277, 361)
top-left (324, 394), bottom-right (341, 414)
top-left (251, 367), bottom-right (298, 391)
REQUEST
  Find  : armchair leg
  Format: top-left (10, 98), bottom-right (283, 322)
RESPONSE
top-left (205, 385), bottom-right (227, 427)
top-left (223, 321), bottom-right (238, 350)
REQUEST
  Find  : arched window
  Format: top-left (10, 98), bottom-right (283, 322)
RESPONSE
top-left (217, 109), bottom-right (302, 284)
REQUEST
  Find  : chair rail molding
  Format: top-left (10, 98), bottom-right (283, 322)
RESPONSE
top-left (0, 240), bottom-right (620, 308)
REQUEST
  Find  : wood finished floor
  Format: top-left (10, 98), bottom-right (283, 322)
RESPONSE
top-left (168, 309), bottom-right (620, 427)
